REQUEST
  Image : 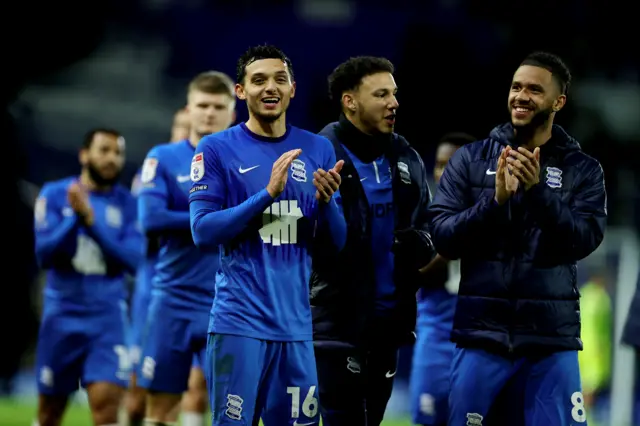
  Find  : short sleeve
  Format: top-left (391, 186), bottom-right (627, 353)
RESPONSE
top-left (188, 136), bottom-right (226, 206)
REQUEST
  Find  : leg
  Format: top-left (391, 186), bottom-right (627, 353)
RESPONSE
top-left (207, 334), bottom-right (267, 425)
top-left (409, 330), bottom-right (454, 426)
top-left (313, 344), bottom-right (366, 426)
top-left (523, 350), bottom-right (588, 426)
top-left (83, 305), bottom-right (129, 425)
top-left (126, 373), bottom-right (147, 426)
top-left (364, 346), bottom-right (398, 426)
top-left (262, 341), bottom-right (320, 426)
top-left (136, 299), bottom-right (193, 423)
top-left (35, 311), bottom-right (85, 426)
top-left (448, 347), bottom-right (517, 426)
top-left (181, 355), bottom-right (207, 426)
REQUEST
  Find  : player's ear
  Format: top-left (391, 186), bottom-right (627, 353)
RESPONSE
top-left (235, 83), bottom-right (246, 101)
top-left (553, 94), bottom-right (566, 113)
top-left (342, 93), bottom-right (356, 113)
top-left (78, 149), bottom-right (89, 166)
top-left (289, 81), bottom-right (296, 99)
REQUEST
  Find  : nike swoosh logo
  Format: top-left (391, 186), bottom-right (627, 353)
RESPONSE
top-left (486, 169), bottom-right (497, 175)
top-left (239, 165), bottom-right (260, 174)
top-left (360, 177), bottom-right (367, 182)
top-left (385, 370), bottom-right (396, 378)
top-left (176, 175), bottom-right (191, 183)
top-left (293, 422), bottom-right (316, 426)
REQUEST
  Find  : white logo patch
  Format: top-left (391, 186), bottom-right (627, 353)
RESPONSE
top-left (466, 412), bottom-right (483, 425)
top-left (191, 153), bottom-right (204, 182)
top-left (225, 394), bottom-right (243, 420)
top-left (105, 205), bottom-right (122, 228)
top-left (176, 175), bottom-right (191, 183)
top-left (545, 167), bottom-right (562, 189)
top-left (259, 200), bottom-right (304, 246)
top-left (34, 197), bottom-right (47, 226)
top-left (397, 161), bottom-right (411, 184)
top-left (291, 159), bottom-right (307, 182)
top-left (346, 357), bottom-right (361, 374)
top-left (140, 158), bottom-right (158, 183)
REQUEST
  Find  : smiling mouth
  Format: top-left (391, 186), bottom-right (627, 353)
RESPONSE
top-left (262, 97), bottom-right (280, 105)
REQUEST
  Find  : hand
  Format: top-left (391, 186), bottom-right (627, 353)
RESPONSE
top-left (313, 160), bottom-right (344, 203)
top-left (67, 182), bottom-right (94, 225)
top-left (507, 147), bottom-right (540, 191)
top-left (266, 149), bottom-right (302, 198)
top-left (494, 146), bottom-right (519, 205)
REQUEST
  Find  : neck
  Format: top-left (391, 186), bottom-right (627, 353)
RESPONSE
top-left (514, 120), bottom-right (553, 150)
top-left (189, 130), bottom-right (201, 148)
top-left (246, 114), bottom-right (287, 138)
top-left (345, 112), bottom-right (375, 136)
top-left (80, 170), bottom-right (100, 191)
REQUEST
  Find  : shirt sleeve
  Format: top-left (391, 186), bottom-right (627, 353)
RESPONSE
top-left (34, 182), bottom-right (79, 268)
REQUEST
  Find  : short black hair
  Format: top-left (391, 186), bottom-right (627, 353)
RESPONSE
top-left (236, 44), bottom-right (294, 84)
top-left (438, 132), bottom-right (476, 147)
top-left (328, 56), bottom-right (395, 105)
top-left (82, 128), bottom-right (121, 149)
top-left (521, 51), bottom-right (571, 95)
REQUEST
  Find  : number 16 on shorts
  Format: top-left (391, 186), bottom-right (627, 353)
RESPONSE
top-left (287, 385), bottom-right (318, 423)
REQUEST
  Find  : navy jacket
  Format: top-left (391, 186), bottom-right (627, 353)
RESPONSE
top-left (311, 118), bottom-right (434, 348)
top-left (428, 123), bottom-right (607, 356)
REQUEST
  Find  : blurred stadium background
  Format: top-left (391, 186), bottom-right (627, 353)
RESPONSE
top-left (2, 1), bottom-right (640, 425)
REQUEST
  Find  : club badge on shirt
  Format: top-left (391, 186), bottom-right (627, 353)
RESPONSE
top-left (545, 167), bottom-right (562, 189)
top-left (191, 153), bottom-right (204, 182)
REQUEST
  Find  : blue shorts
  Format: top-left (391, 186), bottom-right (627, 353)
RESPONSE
top-left (449, 348), bottom-right (587, 426)
top-left (35, 302), bottom-right (130, 395)
top-left (137, 294), bottom-right (208, 394)
top-left (206, 334), bottom-right (319, 426)
top-left (409, 327), bottom-right (454, 426)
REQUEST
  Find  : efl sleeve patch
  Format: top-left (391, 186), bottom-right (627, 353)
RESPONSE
top-left (141, 158), bottom-right (159, 183)
top-left (191, 153), bottom-right (204, 182)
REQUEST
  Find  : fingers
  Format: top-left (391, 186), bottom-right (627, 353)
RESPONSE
top-left (332, 160), bottom-right (344, 173)
top-left (508, 149), bottom-right (538, 177)
top-left (273, 149), bottom-right (302, 177)
top-left (314, 169), bottom-right (339, 193)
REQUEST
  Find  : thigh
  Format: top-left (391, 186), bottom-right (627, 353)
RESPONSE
top-left (83, 304), bottom-right (130, 389)
top-left (448, 348), bottom-right (515, 426)
top-left (313, 344), bottom-right (366, 426)
top-left (207, 333), bottom-right (266, 426)
top-left (524, 350), bottom-right (587, 426)
top-left (410, 335), bottom-right (454, 426)
top-left (365, 347), bottom-right (399, 426)
top-left (262, 341), bottom-right (320, 426)
top-left (36, 312), bottom-right (85, 396)
top-left (137, 300), bottom-right (193, 394)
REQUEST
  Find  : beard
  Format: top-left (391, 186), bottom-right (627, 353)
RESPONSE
top-left (87, 162), bottom-right (120, 187)
top-left (512, 105), bottom-right (553, 131)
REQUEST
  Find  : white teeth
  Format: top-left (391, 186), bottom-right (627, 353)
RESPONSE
top-left (515, 107), bottom-right (530, 112)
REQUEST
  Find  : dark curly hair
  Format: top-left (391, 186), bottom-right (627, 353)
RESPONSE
top-left (328, 56), bottom-right (395, 106)
top-left (236, 44), bottom-right (294, 84)
top-left (521, 51), bottom-right (571, 95)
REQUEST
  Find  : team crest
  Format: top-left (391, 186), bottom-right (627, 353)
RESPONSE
top-left (397, 161), bottom-right (411, 184)
top-left (290, 159), bottom-right (307, 182)
top-left (545, 167), bottom-right (562, 189)
top-left (140, 158), bottom-right (158, 183)
top-left (191, 153), bottom-right (204, 182)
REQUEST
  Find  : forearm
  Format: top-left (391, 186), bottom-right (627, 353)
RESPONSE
top-left (190, 189), bottom-right (274, 248)
top-left (85, 222), bottom-right (143, 273)
top-left (35, 216), bottom-right (79, 267)
top-left (317, 198), bottom-right (347, 252)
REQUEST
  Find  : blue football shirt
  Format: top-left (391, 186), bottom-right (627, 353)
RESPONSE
top-left (189, 123), bottom-right (341, 341)
top-left (343, 146), bottom-right (396, 314)
top-left (131, 169), bottom-right (156, 302)
top-left (34, 177), bottom-right (142, 312)
top-left (138, 139), bottom-right (218, 316)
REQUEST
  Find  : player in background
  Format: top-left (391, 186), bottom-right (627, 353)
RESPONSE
top-left (126, 107), bottom-right (202, 426)
top-left (34, 129), bottom-right (142, 426)
top-left (311, 56), bottom-right (435, 426)
top-left (189, 44), bottom-right (346, 426)
top-left (408, 132), bottom-right (474, 426)
top-left (136, 71), bottom-right (236, 426)
top-left (429, 52), bottom-right (607, 426)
